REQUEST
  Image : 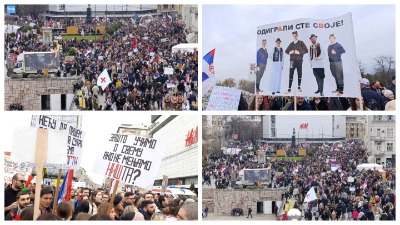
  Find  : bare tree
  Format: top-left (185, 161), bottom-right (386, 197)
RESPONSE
top-left (216, 78), bottom-right (236, 88)
top-left (374, 55), bottom-right (395, 86)
top-left (202, 115), bottom-right (222, 156)
top-left (237, 79), bottom-right (255, 93)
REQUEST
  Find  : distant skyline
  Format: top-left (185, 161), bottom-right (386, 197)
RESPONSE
top-left (203, 5), bottom-right (395, 81)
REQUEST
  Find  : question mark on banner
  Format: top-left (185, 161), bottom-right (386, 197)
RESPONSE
top-left (133, 169), bottom-right (141, 182)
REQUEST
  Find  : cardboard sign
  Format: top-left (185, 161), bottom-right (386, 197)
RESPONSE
top-left (93, 133), bottom-right (166, 190)
top-left (206, 86), bottom-right (241, 111)
top-left (164, 67), bottom-right (174, 75)
top-left (31, 115), bottom-right (85, 169)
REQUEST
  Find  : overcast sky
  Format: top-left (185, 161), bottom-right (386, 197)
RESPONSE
top-left (4, 114), bottom-right (151, 184)
top-left (203, 5), bottom-right (396, 81)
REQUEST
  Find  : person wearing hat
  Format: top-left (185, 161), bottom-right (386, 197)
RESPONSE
top-left (308, 34), bottom-right (326, 96)
top-left (360, 78), bottom-right (385, 110)
top-left (328, 34), bottom-right (346, 95)
top-left (284, 31), bottom-right (308, 94)
top-left (270, 38), bottom-right (284, 95)
top-left (256, 39), bottom-right (268, 94)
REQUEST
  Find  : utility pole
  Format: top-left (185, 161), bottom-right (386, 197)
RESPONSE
top-left (95, 4), bottom-right (96, 41)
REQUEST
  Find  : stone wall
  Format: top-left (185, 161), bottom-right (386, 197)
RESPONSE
top-left (212, 188), bottom-right (286, 216)
top-left (202, 188), bottom-right (215, 213)
top-left (4, 77), bottom-right (81, 110)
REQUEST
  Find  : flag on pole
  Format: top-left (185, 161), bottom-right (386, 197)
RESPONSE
top-left (97, 69), bottom-right (112, 90)
top-left (168, 14), bottom-right (172, 22)
top-left (84, 50), bottom-right (92, 57)
top-left (202, 49), bottom-right (216, 97)
top-left (293, 166), bottom-right (299, 174)
top-left (361, 181), bottom-right (367, 190)
top-left (331, 162), bottom-right (339, 171)
top-left (65, 169), bottom-right (73, 202)
top-left (304, 187), bottom-right (317, 203)
top-left (57, 170), bottom-right (69, 204)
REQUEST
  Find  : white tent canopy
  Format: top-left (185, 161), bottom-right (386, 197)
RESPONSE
top-left (356, 163), bottom-right (384, 172)
top-left (5, 24), bottom-right (21, 34)
top-left (172, 43), bottom-right (198, 54)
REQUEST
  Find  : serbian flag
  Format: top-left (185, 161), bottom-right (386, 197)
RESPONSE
top-left (304, 187), bottom-right (317, 203)
top-left (97, 69), bottom-right (112, 90)
top-left (202, 49), bottom-right (216, 96)
top-left (361, 181), bottom-right (367, 190)
top-left (57, 169), bottom-right (73, 203)
top-left (331, 162), bottom-right (339, 171)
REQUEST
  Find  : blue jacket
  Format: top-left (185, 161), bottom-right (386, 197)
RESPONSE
top-left (328, 42), bottom-right (345, 62)
top-left (288, 101), bottom-right (312, 110)
top-left (257, 48), bottom-right (268, 66)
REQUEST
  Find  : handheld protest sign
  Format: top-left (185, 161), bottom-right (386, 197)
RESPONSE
top-left (53, 168), bottom-right (62, 214)
top-left (107, 180), bottom-right (119, 215)
top-left (33, 128), bottom-right (48, 220)
top-left (93, 133), bottom-right (166, 190)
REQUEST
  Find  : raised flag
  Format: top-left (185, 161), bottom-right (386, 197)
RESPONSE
top-left (97, 69), bottom-right (111, 90)
top-left (361, 181), bottom-right (367, 190)
top-left (304, 187), bottom-right (317, 203)
top-left (84, 50), bottom-right (92, 57)
top-left (331, 162), bottom-right (339, 171)
top-left (293, 166), bottom-right (299, 174)
top-left (202, 49), bottom-right (216, 96)
top-left (57, 170), bottom-right (69, 204)
top-left (168, 14), bottom-right (173, 22)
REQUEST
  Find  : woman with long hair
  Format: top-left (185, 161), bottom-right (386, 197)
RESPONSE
top-left (347, 98), bottom-right (370, 111)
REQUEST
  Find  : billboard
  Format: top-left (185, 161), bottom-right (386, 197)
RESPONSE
top-left (7, 5), bottom-right (16, 14)
top-left (256, 13), bottom-right (361, 97)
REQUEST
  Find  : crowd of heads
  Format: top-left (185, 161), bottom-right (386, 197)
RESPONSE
top-left (5, 173), bottom-right (198, 221)
top-left (5, 12), bottom-right (198, 111)
top-left (203, 141), bottom-right (395, 220)
top-left (249, 76), bottom-right (395, 111)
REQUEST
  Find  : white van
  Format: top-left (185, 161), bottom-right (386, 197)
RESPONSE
top-left (151, 186), bottom-right (198, 202)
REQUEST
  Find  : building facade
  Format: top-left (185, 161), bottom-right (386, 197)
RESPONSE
top-left (149, 115), bottom-right (198, 189)
top-left (346, 116), bottom-right (366, 141)
top-left (367, 115), bottom-right (395, 167)
top-left (45, 4), bottom-right (157, 19)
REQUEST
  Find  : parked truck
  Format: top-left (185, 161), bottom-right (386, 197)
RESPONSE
top-left (235, 168), bottom-right (270, 188)
top-left (13, 52), bottom-right (60, 74)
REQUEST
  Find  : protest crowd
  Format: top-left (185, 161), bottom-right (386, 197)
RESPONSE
top-left (4, 176), bottom-right (198, 221)
top-left (202, 141), bottom-right (395, 220)
top-left (5, 13), bottom-right (198, 111)
top-left (250, 76), bottom-right (396, 111)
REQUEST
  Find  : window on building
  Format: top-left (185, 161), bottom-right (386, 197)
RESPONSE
top-left (41, 95), bottom-right (50, 110)
top-left (61, 94), bottom-right (66, 110)
top-left (163, 5), bottom-right (168, 9)
top-left (377, 115), bottom-right (382, 121)
top-left (171, 5), bottom-right (175, 9)
top-left (387, 128), bottom-right (394, 137)
top-left (271, 128), bottom-right (276, 137)
top-left (387, 143), bottom-right (393, 152)
top-left (376, 142), bottom-right (381, 152)
top-left (376, 158), bottom-right (381, 164)
top-left (388, 115), bottom-right (393, 121)
top-left (377, 129), bottom-right (381, 137)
